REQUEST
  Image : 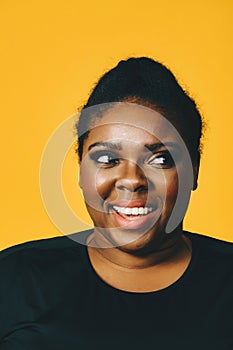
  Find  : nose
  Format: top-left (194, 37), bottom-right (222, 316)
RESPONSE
top-left (115, 160), bottom-right (148, 193)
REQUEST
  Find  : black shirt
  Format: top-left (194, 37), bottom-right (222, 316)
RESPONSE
top-left (0, 230), bottom-right (233, 350)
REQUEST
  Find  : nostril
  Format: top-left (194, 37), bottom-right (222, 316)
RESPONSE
top-left (117, 184), bottom-right (148, 193)
top-left (117, 185), bottom-right (126, 191)
top-left (115, 164), bottom-right (149, 192)
top-left (135, 185), bottom-right (148, 192)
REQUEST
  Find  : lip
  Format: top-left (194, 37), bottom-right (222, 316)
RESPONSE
top-left (109, 200), bottom-right (152, 208)
top-left (109, 202), bottom-right (160, 231)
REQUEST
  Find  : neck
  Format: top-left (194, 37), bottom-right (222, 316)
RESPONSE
top-left (87, 228), bottom-right (191, 270)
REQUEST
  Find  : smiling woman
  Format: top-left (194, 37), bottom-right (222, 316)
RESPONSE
top-left (0, 57), bottom-right (233, 350)
top-left (79, 104), bottom-right (191, 252)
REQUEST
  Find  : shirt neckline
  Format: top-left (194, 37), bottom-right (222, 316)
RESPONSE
top-left (81, 230), bottom-right (199, 297)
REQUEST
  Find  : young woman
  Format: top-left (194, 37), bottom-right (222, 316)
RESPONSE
top-left (0, 57), bottom-right (232, 349)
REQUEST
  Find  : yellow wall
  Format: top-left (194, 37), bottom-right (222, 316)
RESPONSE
top-left (0, 0), bottom-right (233, 250)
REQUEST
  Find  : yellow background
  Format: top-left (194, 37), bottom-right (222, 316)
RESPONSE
top-left (0, 0), bottom-right (232, 250)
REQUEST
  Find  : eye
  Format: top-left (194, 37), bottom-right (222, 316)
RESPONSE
top-left (147, 152), bottom-right (175, 169)
top-left (89, 151), bottom-right (120, 167)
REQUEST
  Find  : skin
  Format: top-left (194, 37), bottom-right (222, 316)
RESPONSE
top-left (79, 103), bottom-right (198, 292)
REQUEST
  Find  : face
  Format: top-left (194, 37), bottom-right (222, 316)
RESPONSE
top-left (79, 103), bottom-right (197, 252)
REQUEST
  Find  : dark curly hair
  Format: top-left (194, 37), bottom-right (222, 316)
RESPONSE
top-left (76, 57), bottom-right (203, 164)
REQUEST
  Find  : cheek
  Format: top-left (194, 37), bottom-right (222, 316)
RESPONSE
top-left (147, 169), bottom-right (178, 199)
top-left (94, 171), bottom-right (115, 200)
top-left (79, 163), bottom-right (114, 204)
top-left (164, 172), bottom-right (179, 205)
top-left (79, 162), bottom-right (95, 196)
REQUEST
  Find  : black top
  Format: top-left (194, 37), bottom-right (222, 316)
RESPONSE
top-left (0, 230), bottom-right (233, 350)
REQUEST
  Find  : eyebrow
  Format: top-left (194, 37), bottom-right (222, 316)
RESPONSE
top-left (88, 142), bottom-right (122, 151)
top-left (144, 142), bottom-right (179, 152)
top-left (88, 141), bottom-right (179, 152)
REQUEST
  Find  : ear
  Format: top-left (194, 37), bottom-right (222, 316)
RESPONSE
top-left (192, 153), bottom-right (200, 191)
top-left (78, 165), bottom-right (83, 190)
top-left (78, 179), bottom-right (82, 190)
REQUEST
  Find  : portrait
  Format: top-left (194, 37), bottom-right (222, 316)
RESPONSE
top-left (0, 1), bottom-right (232, 349)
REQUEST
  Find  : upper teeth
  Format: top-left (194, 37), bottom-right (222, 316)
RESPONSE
top-left (113, 206), bottom-right (153, 215)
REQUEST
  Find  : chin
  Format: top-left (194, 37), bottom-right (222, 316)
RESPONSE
top-left (104, 225), bottom-right (164, 254)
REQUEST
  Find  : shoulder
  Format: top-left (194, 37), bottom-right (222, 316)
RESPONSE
top-left (184, 232), bottom-right (233, 298)
top-left (0, 230), bottom-right (93, 339)
top-left (185, 231), bottom-right (233, 255)
top-left (0, 229), bottom-right (93, 302)
top-left (184, 231), bottom-right (233, 274)
top-left (0, 230), bottom-right (93, 271)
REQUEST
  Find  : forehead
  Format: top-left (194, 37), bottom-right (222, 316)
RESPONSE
top-left (87, 103), bottom-right (180, 145)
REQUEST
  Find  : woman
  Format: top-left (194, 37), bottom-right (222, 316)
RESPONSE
top-left (0, 57), bottom-right (232, 349)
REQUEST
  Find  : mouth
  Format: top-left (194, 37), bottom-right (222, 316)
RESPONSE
top-left (112, 205), bottom-right (154, 216)
top-left (108, 200), bottom-right (160, 230)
